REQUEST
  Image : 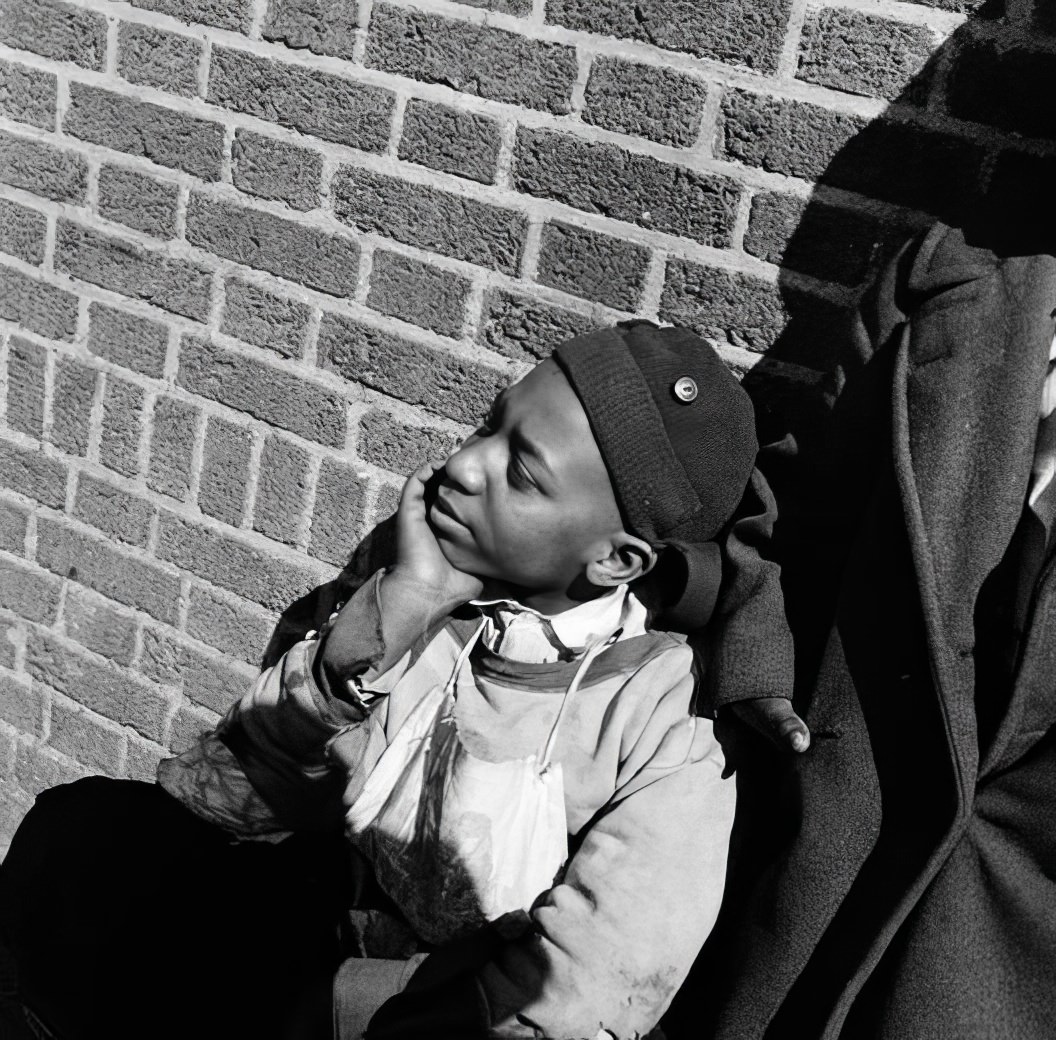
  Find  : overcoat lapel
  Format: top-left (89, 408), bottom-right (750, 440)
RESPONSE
top-left (893, 240), bottom-right (1050, 792)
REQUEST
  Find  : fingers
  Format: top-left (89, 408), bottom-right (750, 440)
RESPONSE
top-left (730, 697), bottom-right (811, 753)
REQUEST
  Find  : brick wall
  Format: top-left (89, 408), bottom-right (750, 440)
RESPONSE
top-left (0, 0), bottom-right (1053, 850)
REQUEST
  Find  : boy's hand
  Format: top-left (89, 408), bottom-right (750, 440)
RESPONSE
top-left (392, 462), bottom-right (483, 605)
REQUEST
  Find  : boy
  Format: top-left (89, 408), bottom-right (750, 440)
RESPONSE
top-left (0, 322), bottom-right (788, 1039)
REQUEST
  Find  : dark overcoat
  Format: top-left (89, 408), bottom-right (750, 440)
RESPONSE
top-left (666, 224), bottom-right (1056, 1039)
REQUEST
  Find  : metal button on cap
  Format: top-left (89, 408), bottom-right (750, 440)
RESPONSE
top-left (673, 376), bottom-right (698, 403)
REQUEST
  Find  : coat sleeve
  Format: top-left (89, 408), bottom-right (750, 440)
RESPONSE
top-left (365, 674), bottom-right (735, 1040)
top-left (159, 570), bottom-right (399, 833)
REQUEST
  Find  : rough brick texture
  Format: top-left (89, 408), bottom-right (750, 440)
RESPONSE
top-left (0, 0), bottom-right (106, 70)
top-left (88, 301), bottom-right (169, 378)
top-left (0, 58), bottom-right (57, 129)
top-left (97, 164), bottom-right (180, 240)
top-left (208, 46), bottom-right (394, 151)
top-left (583, 58), bottom-right (708, 148)
top-left (367, 5), bottom-right (578, 114)
top-left (0, 198), bottom-right (47, 265)
top-left (398, 100), bottom-right (502, 185)
top-left (117, 22), bottom-right (202, 97)
top-left (367, 252), bottom-right (471, 337)
top-left (186, 192), bottom-right (359, 297)
top-left (65, 83), bottom-right (225, 180)
top-left (177, 335), bottom-right (347, 447)
top-left (0, 0), bottom-right (1047, 847)
top-left (231, 129), bottom-right (323, 212)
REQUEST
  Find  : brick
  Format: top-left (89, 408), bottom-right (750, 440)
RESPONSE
top-left (138, 625), bottom-right (181, 686)
top-left (99, 376), bottom-right (145, 478)
top-left (0, 499), bottom-right (29, 553)
top-left (547, 0), bottom-right (793, 73)
top-left (156, 511), bottom-right (327, 611)
top-left (176, 641), bottom-right (255, 714)
top-left (186, 584), bottom-right (275, 665)
top-left (357, 407), bottom-right (461, 474)
top-left (0, 197), bottom-right (46, 265)
top-left (0, 130), bottom-right (87, 202)
top-left (185, 192), bottom-right (359, 298)
top-left (477, 288), bottom-right (595, 362)
top-left (537, 222), bottom-right (650, 310)
top-left (948, 40), bottom-right (1056, 140)
top-left (147, 395), bottom-right (199, 499)
top-left (0, 439), bottom-right (67, 507)
top-left (37, 516), bottom-right (181, 624)
top-left (48, 700), bottom-right (125, 773)
top-left (117, 22), bottom-right (202, 98)
top-left (583, 57), bottom-right (708, 148)
top-left (0, 0), bottom-right (106, 70)
top-left (26, 628), bottom-right (172, 740)
top-left (798, 9), bottom-right (934, 102)
top-left (745, 194), bottom-right (883, 288)
top-left (0, 58), bottom-right (57, 129)
top-left (252, 435), bottom-right (311, 545)
top-left (318, 313), bottom-right (505, 424)
top-left (720, 89), bottom-right (865, 181)
top-left (398, 99), bottom-right (501, 185)
top-left (126, 737), bottom-right (166, 782)
top-left (231, 129), bottom-right (323, 212)
top-left (98, 164), bottom-right (180, 240)
top-left (221, 279), bottom-right (312, 358)
top-left (367, 4), bottom-right (577, 114)
top-left (366, 252), bottom-right (471, 337)
top-left (332, 166), bottom-right (526, 275)
top-left (983, 152), bottom-right (1056, 255)
top-left (56, 221), bottom-right (213, 321)
top-left (513, 129), bottom-right (739, 247)
top-left (373, 480), bottom-right (400, 522)
top-left (0, 623), bottom-right (20, 669)
top-left (660, 259), bottom-right (786, 351)
top-left (65, 83), bottom-right (224, 181)
top-left (721, 91), bottom-right (985, 218)
top-left (262, 0), bottom-right (359, 61)
top-left (73, 472), bottom-right (154, 547)
top-left (87, 301), bottom-right (169, 379)
top-left (168, 701), bottom-right (219, 754)
top-left (309, 456), bottom-right (368, 566)
top-left (129, 0), bottom-right (251, 32)
top-left (51, 355), bottom-right (98, 457)
top-left (0, 671), bottom-right (44, 737)
top-left (208, 46), bottom-right (394, 151)
top-left (197, 415), bottom-right (252, 526)
top-left (178, 335), bottom-right (347, 448)
top-left (0, 265), bottom-right (79, 342)
top-left (62, 585), bottom-right (138, 665)
top-left (6, 336), bottom-right (45, 439)
top-left (0, 555), bottom-right (61, 624)
top-left (14, 741), bottom-right (88, 796)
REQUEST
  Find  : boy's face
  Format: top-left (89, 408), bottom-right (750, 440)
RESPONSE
top-left (429, 359), bottom-right (627, 608)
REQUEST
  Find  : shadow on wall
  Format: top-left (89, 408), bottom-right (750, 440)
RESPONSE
top-left (663, 0), bottom-right (1054, 1034)
top-left (743, 0), bottom-right (1056, 685)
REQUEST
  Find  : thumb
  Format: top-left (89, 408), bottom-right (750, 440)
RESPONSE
top-left (730, 697), bottom-right (811, 753)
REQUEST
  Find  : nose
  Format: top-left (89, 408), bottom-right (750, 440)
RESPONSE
top-left (442, 436), bottom-right (486, 495)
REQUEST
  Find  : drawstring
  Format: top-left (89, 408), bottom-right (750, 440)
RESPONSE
top-left (443, 616), bottom-right (489, 697)
top-left (539, 630), bottom-right (620, 774)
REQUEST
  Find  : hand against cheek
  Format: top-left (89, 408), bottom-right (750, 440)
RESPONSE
top-left (393, 461), bottom-right (484, 605)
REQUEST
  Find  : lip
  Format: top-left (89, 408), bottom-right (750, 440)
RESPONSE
top-left (430, 492), bottom-right (467, 531)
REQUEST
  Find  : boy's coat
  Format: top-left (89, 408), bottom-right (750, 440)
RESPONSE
top-left (676, 224), bottom-right (1056, 1039)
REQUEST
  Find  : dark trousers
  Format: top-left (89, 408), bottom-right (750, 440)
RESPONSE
top-left (0, 777), bottom-right (348, 1040)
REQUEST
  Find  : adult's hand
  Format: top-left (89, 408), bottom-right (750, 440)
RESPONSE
top-left (730, 697), bottom-right (810, 753)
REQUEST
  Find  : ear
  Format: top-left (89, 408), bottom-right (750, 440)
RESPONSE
top-left (584, 533), bottom-right (658, 587)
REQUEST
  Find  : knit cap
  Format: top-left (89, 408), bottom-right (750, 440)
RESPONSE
top-left (552, 321), bottom-right (758, 628)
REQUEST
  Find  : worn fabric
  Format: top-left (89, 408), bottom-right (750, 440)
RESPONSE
top-left (665, 224), bottom-right (1056, 1040)
top-left (161, 571), bottom-right (735, 1039)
